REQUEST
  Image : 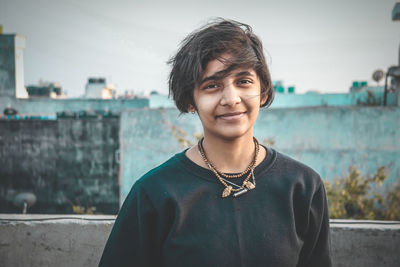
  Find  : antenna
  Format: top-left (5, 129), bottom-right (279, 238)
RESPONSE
top-left (372, 70), bottom-right (384, 85)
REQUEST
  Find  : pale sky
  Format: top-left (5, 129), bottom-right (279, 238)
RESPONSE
top-left (1, 0), bottom-right (399, 97)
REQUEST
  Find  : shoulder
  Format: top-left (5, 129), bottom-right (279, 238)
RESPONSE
top-left (270, 149), bottom-right (324, 193)
top-left (274, 151), bottom-right (320, 178)
top-left (121, 151), bottom-right (188, 212)
top-left (134, 151), bottom-right (186, 191)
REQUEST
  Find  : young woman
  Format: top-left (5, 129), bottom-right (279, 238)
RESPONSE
top-left (99, 19), bottom-right (332, 267)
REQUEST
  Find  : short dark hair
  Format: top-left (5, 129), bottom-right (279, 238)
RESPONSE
top-left (168, 18), bottom-right (274, 113)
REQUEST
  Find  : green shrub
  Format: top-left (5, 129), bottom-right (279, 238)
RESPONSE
top-left (169, 124), bottom-right (202, 148)
top-left (324, 166), bottom-right (400, 220)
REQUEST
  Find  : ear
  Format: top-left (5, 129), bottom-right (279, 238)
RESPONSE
top-left (187, 104), bottom-right (196, 113)
top-left (260, 92), bottom-right (268, 107)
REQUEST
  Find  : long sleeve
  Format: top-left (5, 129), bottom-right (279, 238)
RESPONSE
top-left (98, 183), bottom-right (161, 267)
top-left (297, 182), bottom-right (332, 267)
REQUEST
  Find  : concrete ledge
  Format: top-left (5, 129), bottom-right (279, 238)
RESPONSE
top-left (330, 219), bottom-right (400, 267)
top-left (0, 215), bottom-right (115, 267)
top-left (0, 215), bottom-right (399, 267)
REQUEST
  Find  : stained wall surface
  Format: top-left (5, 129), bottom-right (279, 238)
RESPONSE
top-left (0, 118), bottom-right (120, 214)
top-left (0, 35), bottom-right (16, 98)
top-left (120, 107), bottom-right (400, 201)
top-left (0, 96), bottom-right (149, 115)
top-left (149, 91), bottom-right (399, 109)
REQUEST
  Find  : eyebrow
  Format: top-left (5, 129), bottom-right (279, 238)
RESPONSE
top-left (200, 70), bottom-right (254, 85)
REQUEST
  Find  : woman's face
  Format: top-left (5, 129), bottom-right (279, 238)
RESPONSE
top-left (191, 54), bottom-right (266, 141)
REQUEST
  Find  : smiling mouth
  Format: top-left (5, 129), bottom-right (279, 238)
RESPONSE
top-left (216, 112), bottom-right (246, 120)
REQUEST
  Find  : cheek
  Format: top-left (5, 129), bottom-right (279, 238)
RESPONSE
top-left (246, 99), bottom-right (262, 120)
top-left (195, 94), bottom-right (219, 113)
top-left (252, 107), bottom-right (260, 119)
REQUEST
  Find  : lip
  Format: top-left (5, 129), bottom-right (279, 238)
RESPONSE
top-left (216, 112), bottom-right (246, 120)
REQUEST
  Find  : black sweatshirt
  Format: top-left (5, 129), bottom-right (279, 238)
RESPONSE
top-left (99, 147), bottom-right (332, 267)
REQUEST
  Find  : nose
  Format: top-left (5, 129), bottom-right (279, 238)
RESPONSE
top-left (220, 82), bottom-right (241, 107)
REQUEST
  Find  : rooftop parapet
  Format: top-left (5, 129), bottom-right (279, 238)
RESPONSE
top-left (0, 215), bottom-right (399, 267)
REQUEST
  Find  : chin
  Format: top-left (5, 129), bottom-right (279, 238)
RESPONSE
top-left (211, 127), bottom-right (252, 141)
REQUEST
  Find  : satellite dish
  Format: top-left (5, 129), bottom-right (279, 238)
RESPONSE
top-left (13, 192), bottom-right (37, 214)
top-left (372, 70), bottom-right (384, 84)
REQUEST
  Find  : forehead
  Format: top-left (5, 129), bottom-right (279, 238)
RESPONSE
top-left (202, 56), bottom-right (257, 81)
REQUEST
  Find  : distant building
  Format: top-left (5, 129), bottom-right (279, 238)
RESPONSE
top-left (26, 81), bottom-right (66, 99)
top-left (0, 33), bottom-right (149, 115)
top-left (149, 93), bottom-right (175, 108)
top-left (85, 78), bottom-right (116, 99)
top-left (349, 81), bottom-right (369, 92)
top-left (272, 80), bottom-right (295, 94)
top-left (118, 90), bottom-right (135, 99)
top-left (0, 34), bottom-right (27, 98)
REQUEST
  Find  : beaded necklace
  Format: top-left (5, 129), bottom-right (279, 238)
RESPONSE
top-left (197, 137), bottom-right (259, 198)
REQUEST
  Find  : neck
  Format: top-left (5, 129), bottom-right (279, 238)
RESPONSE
top-left (201, 132), bottom-right (255, 173)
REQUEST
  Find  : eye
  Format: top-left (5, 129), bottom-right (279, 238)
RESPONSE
top-left (237, 79), bottom-right (253, 86)
top-left (203, 83), bottom-right (220, 90)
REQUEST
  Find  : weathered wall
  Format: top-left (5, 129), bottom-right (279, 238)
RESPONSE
top-left (271, 91), bottom-right (398, 108)
top-left (0, 97), bottom-right (149, 115)
top-left (254, 107), bottom-right (400, 185)
top-left (0, 35), bottom-right (16, 98)
top-left (120, 107), bottom-right (400, 201)
top-left (2, 106), bottom-right (398, 212)
top-left (0, 215), bottom-right (398, 267)
top-left (0, 118), bottom-right (120, 214)
top-left (0, 215), bottom-right (113, 267)
top-left (330, 220), bottom-right (400, 267)
top-left (150, 91), bottom-right (399, 109)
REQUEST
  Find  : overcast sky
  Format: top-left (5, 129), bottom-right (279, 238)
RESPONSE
top-left (1, 0), bottom-right (399, 96)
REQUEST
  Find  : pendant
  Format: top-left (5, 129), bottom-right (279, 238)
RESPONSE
top-left (244, 181), bottom-right (255, 190)
top-left (233, 189), bottom-right (248, 197)
top-left (251, 169), bottom-right (256, 187)
top-left (222, 186), bottom-right (233, 198)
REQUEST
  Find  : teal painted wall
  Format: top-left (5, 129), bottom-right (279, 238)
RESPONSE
top-left (120, 107), bottom-right (400, 203)
top-left (0, 97), bottom-right (149, 115)
top-left (149, 91), bottom-right (399, 109)
top-left (270, 91), bottom-right (398, 108)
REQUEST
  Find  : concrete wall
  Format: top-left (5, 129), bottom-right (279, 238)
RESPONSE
top-left (0, 34), bottom-right (27, 99)
top-left (0, 96), bottom-right (149, 115)
top-left (0, 118), bottom-right (120, 214)
top-left (120, 107), bottom-right (400, 201)
top-left (3, 106), bottom-right (397, 213)
top-left (14, 35), bottom-right (26, 98)
top-left (271, 91), bottom-right (398, 108)
top-left (0, 215), bottom-right (398, 267)
top-left (0, 215), bottom-right (113, 267)
top-left (0, 35), bottom-right (17, 98)
top-left (149, 91), bottom-right (399, 109)
top-left (330, 220), bottom-right (400, 267)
